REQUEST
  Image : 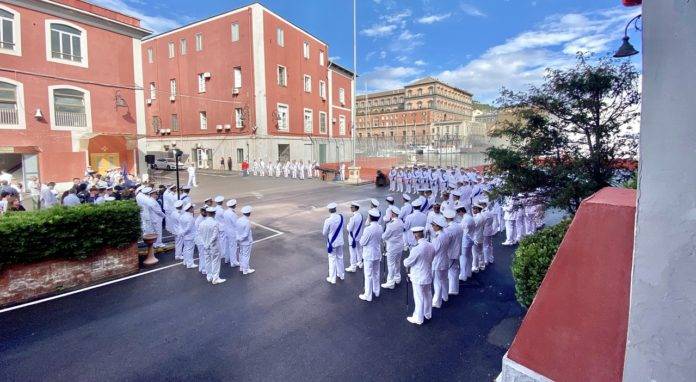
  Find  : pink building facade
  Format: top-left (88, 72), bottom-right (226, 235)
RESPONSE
top-left (142, 3), bottom-right (354, 169)
top-left (0, 0), bottom-right (149, 185)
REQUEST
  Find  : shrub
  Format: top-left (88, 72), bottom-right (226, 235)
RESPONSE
top-left (0, 201), bottom-right (141, 269)
top-left (511, 219), bottom-right (571, 308)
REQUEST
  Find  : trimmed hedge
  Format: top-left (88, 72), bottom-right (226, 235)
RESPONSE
top-left (0, 201), bottom-right (141, 269)
top-left (511, 219), bottom-right (571, 308)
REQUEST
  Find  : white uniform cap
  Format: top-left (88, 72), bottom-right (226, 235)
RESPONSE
top-left (327, 202), bottom-right (338, 210)
top-left (368, 209), bottom-right (380, 218)
top-left (141, 186), bottom-right (152, 194)
top-left (183, 202), bottom-right (192, 211)
top-left (390, 205), bottom-right (401, 215)
top-left (443, 209), bottom-right (456, 219)
top-left (473, 202), bottom-right (484, 209)
top-left (385, 196), bottom-right (394, 202)
top-left (241, 205), bottom-right (252, 214)
top-left (206, 206), bottom-right (217, 213)
top-left (182, 185), bottom-right (191, 190)
top-left (167, 184), bottom-right (176, 190)
top-left (226, 199), bottom-right (237, 207)
top-left (402, 194), bottom-right (411, 201)
top-left (203, 198), bottom-right (212, 203)
top-left (411, 199), bottom-right (422, 207)
top-left (149, 188), bottom-right (159, 194)
top-left (350, 202), bottom-right (360, 208)
top-left (104, 196), bottom-right (115, 201)
top-left (452, 190), bottom-right (462, 197)
top-left (410, 226), bottom-right (425, 233)
top-left (433, 215), bottom-right (447, 228)
top-left (214, 196), bottom-right (224, 203)
top-left (135, 185), bottom-right (143, 194)
top-left (174, 200), bottom-right (184, 208)
top-left (370, 198), bottom-right (379, 207)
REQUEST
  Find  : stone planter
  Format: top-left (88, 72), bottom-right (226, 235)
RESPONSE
top-left (0, 243), bottom-right (139, 307)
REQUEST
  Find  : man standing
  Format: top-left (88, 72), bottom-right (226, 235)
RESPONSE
top-left (259, 159), bottom-right (266, 176)
top-left (135, 186), bottom-right (152, 236)
top-left (195, 206), bottom-right (208, 275)
top-left (398, 194), bottom-right (413, 221)
top-left (481, 201), bottom-right (496, 265)
top-left (200, 207), bottom-right (225, 284)
top-left (404, 227), bottom-right (435, 325)
top-left (223, 199), bottom-right (240, 268)
top-left (502, 197), bottom-right (517, 245)
top-left (171, 200), bottom-right (184, 259)
top-left (381, 205), bottom-right (404, 289)
top-left (340, 163), bottom-right (346, 181)
top-left (179, 203), bottom-right (197, 269)
top-left (388, 167), bottom-right (396, 192)
top-left (213, 196), bottom-right (228, 264)
top-left (148, 188), bottom-right (166, 249)
top-left (346, 202), bottom-right (364, 273)
top-left (459, 205), bottom-right (474, 281)
top-left (322, 202), bottom-right (345, 284)
top-left (430, 215), bottom-right (450, 309)
top-left (227, 156), bottom-right (233, 171)
top-left (237, 206), bottom-right (255, 275)
top-left (40, 182), bottom-right (57, 209)
top-left (187, 163), bottom-right (198, 188)
top-left (404, 199), bottom-right (427, 248)
top-left (444, 208), bottom-right (463, 295)
top-left (358, 209), bottom-right (383, 302)
top-left (252, 159), bottom-right (259, 176)
top-left (471, 203), bottom-right (486, 272)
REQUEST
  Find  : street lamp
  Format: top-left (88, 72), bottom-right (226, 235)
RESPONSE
top-left (613, 14), bottom-right (641, 58)
top-left (171, 143), bottom-right (183, 199)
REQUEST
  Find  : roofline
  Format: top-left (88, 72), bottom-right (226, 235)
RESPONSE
top-left (328, 61), bottom-right (354, 78)
top-left (356, 89), bottom-right (405, 99)
top-left (406, 78), bottom-right (473, 97)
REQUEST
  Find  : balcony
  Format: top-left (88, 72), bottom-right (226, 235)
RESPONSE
top-left (0, 108), bottom-right (19, 125)
top-left (55, 111), bottom-right (87, 128)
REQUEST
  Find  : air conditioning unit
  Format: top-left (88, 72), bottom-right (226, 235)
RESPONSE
top-left (169, 95), bottom-right (176, 101)
top-left (146, 99), bottom-right (152, 105)
top-left (203, 72), bottom-right (212, 79)
top-left (216, 124), bottom-right (223, 131)
top-left (232, 88), bottom-right (240, 95)
top-left (332, 117), bottom-right (337, 123)
top-left (224, 124), bottom-right (231, 130)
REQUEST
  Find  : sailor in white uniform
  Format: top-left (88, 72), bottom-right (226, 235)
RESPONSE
top-left (404, 199), bottom-right (427, 247)
top-left (458, 205), bottom-right (474, 281)
top-left (358, 209), bottom-right (383, 302)
top-left (213, 196), bottom-right (229, 264)
top-left (223, 199), bottom-right (240, 267)
top-left (195, 207), bottom-right (207, 274)
top-left (381, 205), bottom-right (404, 289)
top-left (404, 227), bottom-right (435, 325)
top-left (398, 194), bottom-right (413, 221)
top-left (237, 205), bottom-right (255, 275)
top-left (200, 207), bottom-right (225, 284)
top-left (346, 202), bottom-right (364, 272)
top-left (179, 203), bottom-right (197, 268)
top-left (170, 200), bottom-right (184, 260)
top-left (444, 208), bottom-right (463, 295)
top-left (322, 202), bottom-right (345, 284)
top-left (430, 215), bottom-right (450, 308)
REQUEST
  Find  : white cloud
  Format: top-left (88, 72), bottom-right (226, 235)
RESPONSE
top-left (398, 30), bottom-right (423, 41)
top-left (383, 9), bottom-right (412, 24)
top-left (91, 0), bottom-right (181, 33)
top-left (361, 23), bottom-right (398, 37)
top-left (417, 13), bottom-right (452, 24)
top-left (329, 56), bottom-right (341, 62)
top-left (361, 66), bottom-right (423, 92)
top-left (379, 50), bottom-right (387, 59)
top-left (414, 60), bottom-right (427, 66)
top-left (459, 2), bottom-right (486, 18)
top-left (435, 7), bottom-right (640, 102)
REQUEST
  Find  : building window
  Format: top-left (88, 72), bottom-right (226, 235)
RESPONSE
top-left (151, 115), bottom-right (161, 133)
top-left (197, 73), bottom-right (206, 93)
top-left (168, 41), bottom-right (174, 58)
top-left (146, 48), bottom-right (153, 63)
top-left (47, 21), bottom-right (87, 66)
top-left (51, 87), bottom-right (89, 129)
top-left (303, 41), bottom-right (309, 59)
top-left (277, 65), bottom-right (287, 87)
top-left (339, 88), bottom-right (345, 105)
top-left (303, 108), bottom-right (313, 133)
top-left (149, 82), bottom-right (156, 100)
top-left (339, 115), bottom-right (346, 135)
top-left (417, 101), bottom-right (422, 109)
top-left (0, 79), bottom-right (24, 128)
top-left (180, 38), bottom-right (187, 55)
top-left (195, 33), bottom-right (203, 51)
top-left (428, 86), bottom-right (434, 94)
top-left (231, 23), bottom-right (239, 42)
top-left (303, 75), bottom-right (311, 93)
top-left (199, 111), bottom-right (207, 130)
top-left (276, 27), bottom-right (284, 47)
top-left (319, 50), bottom-right (325, 66)
top-left (233, 67), bottom-right (242, 90)
top-left (235, 108), bottom-right (243, 128)
top-left (276, 103), bottom-right (289, 131)
top-left (427, 100), bottom-right (433, 108)
top-left (319, 111), bottom-right (327, 134)
top-left (171, 114), bottom-right (179, 131)
top-left (170, 79), bottom-right (177, 97)
top-left (319, 80), bottom-right (326, 99)
top-left (0, 7), bottom-right (20, 56)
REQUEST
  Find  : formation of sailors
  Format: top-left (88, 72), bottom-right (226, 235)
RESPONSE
top-left (322, 168), bottom-right (546, 325)
top-left (250, 159), bottom-right (320, 179)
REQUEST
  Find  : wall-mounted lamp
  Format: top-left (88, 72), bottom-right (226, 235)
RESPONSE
top-left (613, 14), bottom-right (641, 58)
top-left (34, 108), bottom-right (43, 120)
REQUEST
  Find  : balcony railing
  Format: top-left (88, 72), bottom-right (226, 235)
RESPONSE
top-left (0, 108), bottom-right (19, 125)
top-left (55, 111), bottom-right (87, 127)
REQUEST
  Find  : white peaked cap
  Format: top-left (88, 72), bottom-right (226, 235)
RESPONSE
top-left (174, 200), bottom-right (184, 208)
top-left (390, 205), bottom-right (401, 215)
top-left (241, 205), bottom-right (252, 214)
top-left (402, 194), bottom-right (411, 201)
top-left (206, 206), bottom-right (217, 213)
top-left (433, 215), bottom-right (447, 228)
top-left (411, 199), bottom-right (422, 207)
top-left (410, 226), bottom-right (425, 233)
top-left (452, 190), bottom-right (462, 197)
top-left (443, 209), bottom-right (456, 219)
top-left (214, 195), bottom-right (224, 203)
top-left (350, 202), bottom-right (360, 208)
top-left (104, 196), bottom-right (115, 201)
top-left (370, 198), bottom-right (380, 206)
top-left (385, 196), bottom-right (394, 202)
top-left (368, 209), bottom-right (380, 218)
top-left (183, 203), bottom-right (192, 211)
top-left (135, 185), bottom-right (143, 194)
top-left (327, 202), bottom-right (337, 210)
top-left (140, 186), bottom-right (152, 194)
top-left (226, 199), bottom-right (237, 207)
top-left (204, 197), bottom-right (212, 203)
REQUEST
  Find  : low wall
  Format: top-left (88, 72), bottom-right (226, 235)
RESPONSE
top-left (0, 243), bottom-right (139, 307)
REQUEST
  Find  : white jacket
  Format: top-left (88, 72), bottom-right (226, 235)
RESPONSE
top-left (445, 221), bottom-right (463, 260)
top-left (404, 238), bottom-right (435, 285)
top-left (382, 218), bottom-right (404, 252)
top-left (403, 210), bottom-right (427, 247)
top-left (346, 211), bottom-right (364, 247)
top-left (322, 213), bottom-right (345, 249)
top-left (359, 222), bottom-right (383, 261)
top-left (237, 215), bottom-right (253, 245)
top-left (431, 231), bottom-right (450, 271)
top-left (223, 209), bottom-right (239, 239)
top-left (178, 212), bottom-right (196, 240)
top-left (198, 216), bottom-right (220, 253)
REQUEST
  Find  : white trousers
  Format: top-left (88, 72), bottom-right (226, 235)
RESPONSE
top-left (525, 214), bottom-right (536, 235)
top-left (515, 218), bottom-right (526, 242)
top-left (327, 246), bottom-right (345, 281)
top-left (505, 220), bottom-right (516, 243)
top-left (151, 218), bottom-right (163, 247)
top-left (483, 235), bottom-right (494, 264)
top-left (405, 183), bottom-right (412, 194)
top-left (187, 175), bottom-right (197, 187)
top-left (396, 180), bottom-right (403, 192)
top-left (432, 269), bottom-right (448, 306)
top-left (363, 259), bottom-right (381, 300)
top-left (385, 249), bottom-right (402, 284)
top-left (389, 179), bottom-right (396, 191)
top-left (460, 243), bottom-right (473, 280)
top-left (239, 244), bottom-right (252, 272)
top-left (349, 244), bottom-right (363, 267)
top-left (219, 232), bottom-right (229, 263)
top-left (183, 239), bottom-right (195, 267)
top-left (410, 282), bottom-right (432, 324)
top-left (448, 259), bottom-right (460, 295)
top-left (174, 234), bottom-right (183, 260)
top-left (472, 242), bottom-right (485, 270)
top-left (228, 235), bottom-right (239, 266)
top-left (205, 247), bottom-right (221, 281)
top-left (196, 242), bottom-right (206, 273)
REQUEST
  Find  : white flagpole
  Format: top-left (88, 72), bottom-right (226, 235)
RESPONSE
top-left (352, 0), bottom-right (357, 167)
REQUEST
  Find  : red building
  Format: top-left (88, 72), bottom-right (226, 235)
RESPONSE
top-left (141, 3), bottom-right (354, 169)
top-left (0, 0), bottom-right (150, 186)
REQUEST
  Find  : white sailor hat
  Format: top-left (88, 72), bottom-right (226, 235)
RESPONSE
top-left (214, 195), bottom-right (224, 203)
top-left (411, 199), bottom-right (422, 207)
top-left (182, 185), bottom-right (191, 190)
top-left (141, 186), bottom-right (153, 194)
top-left (241, 205), bottom-right (252, 214)
top-left (443, 209), bottom-right (456, 219)
top-left (402, 194), bottom-right (411, 201)
top-left (183, 202), bottom-right (193, 211)
top-left (203, 197), bottom-right (212, 203)
top-left (410, 226), bottom-right (425, 233)
top-left (452, 190), bottom-right (462, 197)
top-left (473, 202), bottom-right (484, 209)
top-left (370, 198), bottom-right (379, 207)
top-left (433, 215), bottom-right (447, 228)
top-left (226, 199), bottom-right (237, 207)
top-left (149, 187), bottom-right (159, 194)
top-left (206, 206), bottom-right (217, 213)
top-left (104, 196), bottom-right (116, 202)
top-left (368, 209), bottom-right (380, 218)
top-left (135, 185), bottom-right (143, 193)
top-left (389, 205), bottom-right (400, 215)
top-left (167, 184), bottom-right (176, 190)
top-left (327, 202), bottom-right (338, 210)
top-left (350, 202), bottom-right (361, 208)
top-left (385, 196), bottom-right (394, 202)
top-left (174, 200), bottom-right (184, 208)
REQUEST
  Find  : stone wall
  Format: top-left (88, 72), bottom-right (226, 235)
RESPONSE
top-left (0, 243), bottom-right (139, 307)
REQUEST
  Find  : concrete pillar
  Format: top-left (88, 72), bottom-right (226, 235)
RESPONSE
top-left (623, 1), bottom-right (696, 380)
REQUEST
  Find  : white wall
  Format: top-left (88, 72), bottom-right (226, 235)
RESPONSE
top-left (623, 1), bottom-right (696, 380)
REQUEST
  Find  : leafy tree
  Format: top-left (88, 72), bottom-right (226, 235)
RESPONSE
top-left (487, 54), bottom-right (640, 212)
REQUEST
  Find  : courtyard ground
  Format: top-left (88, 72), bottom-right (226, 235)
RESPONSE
top-left (0, 172), bottom-right (526, 381)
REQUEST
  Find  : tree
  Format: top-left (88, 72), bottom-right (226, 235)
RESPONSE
top-left (487, 54), bottom-right (640, 213)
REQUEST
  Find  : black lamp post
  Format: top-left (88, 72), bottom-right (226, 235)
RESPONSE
top-left (614, 14), bottom-right (642, 58)
top-left (171, 144), bottom-right (183, 199)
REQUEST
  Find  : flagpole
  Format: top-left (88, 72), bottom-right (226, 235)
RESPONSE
top-left (352, 0), bottom-right (357, 168)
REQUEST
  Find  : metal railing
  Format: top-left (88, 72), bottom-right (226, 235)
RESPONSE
top-left (55, 111), bottom-right (87, 127)
top-left (0, 108), bottom-right (18, 125)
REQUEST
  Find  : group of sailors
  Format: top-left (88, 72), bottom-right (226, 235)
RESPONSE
top-left (322, 168), bottom-right (546, 325)
top-left (388, 165), bottom-right (485, 197)
top-left (136, 185), bottom-right (255, 285)
top-left (250, 159), bottom-right (347, 181)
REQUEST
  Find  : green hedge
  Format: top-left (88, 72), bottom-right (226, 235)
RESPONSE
top-left (511, 219), bottom-right (571, 308)
top-left (0, 201), bottom-right (141, 269)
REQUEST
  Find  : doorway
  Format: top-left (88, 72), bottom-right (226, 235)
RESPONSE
top-left (278, 144), bottom-right (290, 162)
top-left (90, 153), bottom-right (120, 175)
top-left (318, 143), bottom-right (326, 164)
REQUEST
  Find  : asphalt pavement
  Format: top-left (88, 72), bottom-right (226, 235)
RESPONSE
top-left (0, 174), bottom-right (525, 381)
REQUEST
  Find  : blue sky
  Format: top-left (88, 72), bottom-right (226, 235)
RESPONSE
top-left (93, 0), bottom-right (642, 102)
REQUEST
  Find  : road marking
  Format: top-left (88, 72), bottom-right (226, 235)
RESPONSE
top-left (0, 224), bottom-right (284, 314)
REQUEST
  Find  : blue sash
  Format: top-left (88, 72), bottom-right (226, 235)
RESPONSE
top-left (421, 199), bottom-right (428, 212)
top-left (350, 215), bottom-right (363, 248)
top-left (327, 214), bottom-right (343, 254)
